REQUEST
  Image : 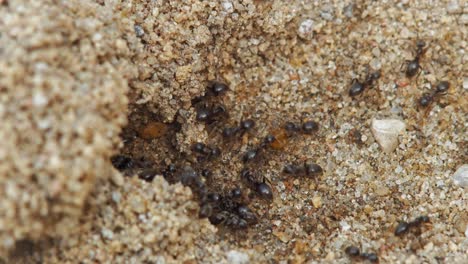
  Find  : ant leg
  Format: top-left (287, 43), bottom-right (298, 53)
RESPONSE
top-left (415, 66), bottom-right (423, 85)
top-left (400, 60), bottom-right (410, 72)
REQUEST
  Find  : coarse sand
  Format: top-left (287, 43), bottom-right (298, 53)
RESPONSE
top-left (1, 0), bottom-right (467, 263)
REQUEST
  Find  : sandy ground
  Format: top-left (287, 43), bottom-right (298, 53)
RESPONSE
top-left (1, 0), bottom-right (466, 263)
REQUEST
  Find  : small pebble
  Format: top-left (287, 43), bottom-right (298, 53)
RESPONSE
top-left (343, 4), bottom-right (354, 18)
top-left (101, 228), bottom-right (114, 240)
top-left (371, 118), bottom-right (406, 153)
top-left (312, 196), bottom-right (322, 208)
top-left (226, 250), bottom-right (249, 264)
top-left (298, 19), bottom-right (314, 39)
top-left (452, 164), bottom-right (468, 188)
top-left (134, 25), bottom-right (145, 37)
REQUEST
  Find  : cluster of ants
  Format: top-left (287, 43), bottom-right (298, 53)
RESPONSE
top-left (349, 40), bottom-right (450, 109)
top-left (109, 38), bottom-right (446, 261)
top-left (344, 215), bottom-right (431, 263)
top-left (111, 81), bottom-right (323, 230)
top-left (186, 81), bottom-right (323, 229)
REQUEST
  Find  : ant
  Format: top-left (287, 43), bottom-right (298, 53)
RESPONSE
top-left (269, 120), bottom-right (319, 150)
top-left (284, 120), bottom-right (319, 135)
top-left (349, 68), bottom-right (381, 97)
top-left (199, 190), bottom-right (258, 228)
top-left (192, 80), bottom-right (229, 104)
top-left (395, 215), bottom-right (430, 236)
top-left (209, 211), bottom-right (248, 230)
top-left (242, 134), bottom-right (276, 163)
top-left (110, 154), bottom-right (134, 171)
top-left (191, 142), bottom-right (221, 162)
top-left (345, 246), bottom-right (379, 263)
top-left (193, 81), bottom-right (230, 124)
top-left (401, 40), bottom-right (427, 79)
top-left (177, 166), bottom-right (208, 197)
top-left (222, 119), bottom-right (256, 139)
top-left (196, 103), bottom-right (228, 124)
top-left (417, 81), bottom-right (450, 108)
top-left (283, 162), bottom-right (323, 177)
top-left (240, 168), bottom-right (273, 202)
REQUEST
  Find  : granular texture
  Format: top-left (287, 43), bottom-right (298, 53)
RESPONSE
top-left (1, 0), bottom-right (467, 263)
top-left (0, 0), bottom-right (138, 256)
top-left (121, 0), bottom-right (300, 122)
top-left (42, 176), bottom-right (257, 263)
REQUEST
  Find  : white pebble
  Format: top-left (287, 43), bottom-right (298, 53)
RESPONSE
top-left (371, 118), bottom-right (406, 153)
top-left (343, 4), bottom-right (354, 18)
top-left (112, 191), bottom-right (121, 203)
top-left (227, 250), bottom-right (249, 264)
top-left (340, 221), bottom-right (351, 231)
top-left (447, 0), bottom-right (460, 14)
top-left (298, 19), bottom-right (314, 39)
top-left (101, 228), bottom-right (114, 240)
top-left (222, 1), bottom-right (234, 13)
top-left (452, 164), bottom-right (468, 188)
top-left (33, 92), bottom-right (48, 107)
top-left (463, 77), bottom-right (468, 90)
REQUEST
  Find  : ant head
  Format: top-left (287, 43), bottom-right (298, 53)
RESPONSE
top-left (370, 70), bottom-right (381, 80)
top-left (416, 39), bottom-right (426, 48)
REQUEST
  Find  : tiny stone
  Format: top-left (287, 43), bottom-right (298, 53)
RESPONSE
top-left (111, 172), bottom-right (124, 186)
top-left (101, 228), bottom-right (114, 240)
top-left (447, 0), bottom-right (461, 14)
top-left (320, 5), bottom-right (334, 21)
top-left (226, 250), bottom-right (249, 264)
top-left (298, 19), bottom-right (314, 39)
top-left (371, 118), bottom-right (406, 153)
top-left (452, 164), bottom-right (468, 188)
top-left (222, 1), bottom-right (234, 13)
top-left (312, 196), bottom-right (322, 208)
top-left (33, 92), bottom-right (48, 107)
top-left (463, 77), bottom-right (468, 90)
top-left (134, 25), bottom-right (145, 37)
top-left (343, 4), bottom-right (353, 18)
top-left (111, 192), bottom-right (121, 203)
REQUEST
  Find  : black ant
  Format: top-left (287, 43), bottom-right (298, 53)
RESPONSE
top-left (283, 162), bottom-right (323, 177)
top-left (222, 119), bottom-right (256, 139)
top-left (195, 103), bottom-right (228, 124)
top-left (240, 168), bottom-right (273, 202)
top-left (349, 69), bottom-right (381, 97)
top-left (345, 246), bottom-right (379, 263)
top-left (199, 190), bottom-right (258, 228)
top-left (242, 134), bottom-right (275, 163)
top-left (417, 81), bottom-right (450, 108)
top-left (138, 168), bottom-right (158, 182)
top-left (192, 80), bottom-right (229, 104)
top-left (209, 211), bottom-right (248, 230)
top-left (395, 215), bottom-right (430, 236)
top-left (283, 120), bottom-right (319, 135)
top-left (267, 120), bottom-right (318, 151)
top-left (402, 40), bottom-right (427, 79)
top-left (110, 154), bottom-right (134, 171)
top-left (193, 81), bottom-right (230, 124)
top-left (191, 142), bottom-right (221, 162)
top-left (177, 166), bottom-right (208, 196)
